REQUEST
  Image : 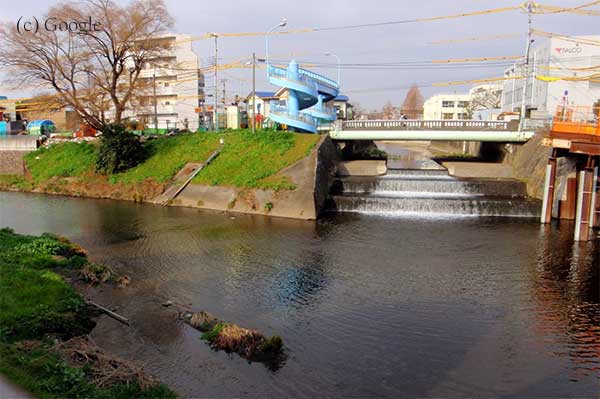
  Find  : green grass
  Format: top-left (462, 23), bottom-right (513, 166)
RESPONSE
top-left (110, 133), bottom-right (219, 184)
top-left (0, 344), bottom-right (175, 399)
top-left (193, 130), bottom-right (319, 190)
top-left (0, 175), bottom-right (34, 190)
top-left (200, 322), bottom-right (226, 342)
top-left (23, 142), bottom-right (97, 185)
top-left (0, 228), bottom-right (176, 399)
top-left (16, 130), bottom-right (318, 191)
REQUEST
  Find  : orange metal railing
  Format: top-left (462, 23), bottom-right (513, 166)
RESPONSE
top-left (551, 105), bottom-right (600, 137)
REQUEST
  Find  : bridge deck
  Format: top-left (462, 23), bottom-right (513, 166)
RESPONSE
top-left (331, 119), bottom-right (533, 142)
top-left (342, 119), bottom-right (519, 131)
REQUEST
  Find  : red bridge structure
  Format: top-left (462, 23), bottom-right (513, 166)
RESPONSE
top-left (542, 105), bottom-right (600, 241)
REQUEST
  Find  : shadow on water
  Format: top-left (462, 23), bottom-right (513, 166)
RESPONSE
top-left (1, 191), bottom-right (599, 398)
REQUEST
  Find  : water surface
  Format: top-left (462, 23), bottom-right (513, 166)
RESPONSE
top-left (1, 191), bottom-right (598, 398)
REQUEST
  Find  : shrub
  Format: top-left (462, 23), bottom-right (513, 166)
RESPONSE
top-left (96, 124), bottom-right (145, 174)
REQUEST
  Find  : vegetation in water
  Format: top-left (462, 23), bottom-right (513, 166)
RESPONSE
top-left (200, 322), bottom-right (226, 342)
top-left (185, 310), bottom-right (285, 367)
top-left (0, 228), bottom-right (176, 399)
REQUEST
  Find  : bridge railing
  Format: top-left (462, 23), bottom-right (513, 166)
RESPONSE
top-left (270, 102), bottom-right (318, 126)
top-left (342, 119), bottom-right (517, 131)
top-left (298, 67), bottom-right (339, 90)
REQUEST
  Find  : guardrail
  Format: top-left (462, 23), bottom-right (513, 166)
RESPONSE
top-left (342, 119), bottom-right (518, 131)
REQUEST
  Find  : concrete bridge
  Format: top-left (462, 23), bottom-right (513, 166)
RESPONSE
top-left (330, 119), bottom-right (535, 142)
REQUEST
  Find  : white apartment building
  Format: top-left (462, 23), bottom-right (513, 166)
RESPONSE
top-left (423, 93), bottom-right (471, 120)
top-left (135, 34), bottom-right (205, 131)
top-left (502, 35), bottom-right (600, 119)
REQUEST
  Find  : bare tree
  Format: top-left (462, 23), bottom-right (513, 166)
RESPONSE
top-left (351, 102), bottom-right (366, 120)
top-left (382, 101), bottom-right (395, 120)
top-left (464, 86), bottom-right (502, 119)
top-left (400, 85), bottom-right (424, 119)
top-left (0, 0), bottom-right (173, 129)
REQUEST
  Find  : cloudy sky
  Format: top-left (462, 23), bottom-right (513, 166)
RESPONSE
top-left (2, 0), bottom-right (599, 109)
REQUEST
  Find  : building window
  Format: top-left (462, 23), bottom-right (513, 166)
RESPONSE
top-left (165, 101), bottom-right (171, 105)
top-left (164, 83), bottom-right (170, 87)
top-left (442, 101), bottom-right (455, 108)
top-left (457, 113), bottom-right (468, 119)
top-left (442, 113), bottom-right (454, 120)
top-left (457, 101), bottom-right (469, 108)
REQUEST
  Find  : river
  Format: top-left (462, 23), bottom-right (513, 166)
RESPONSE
top-left (1, 191), bottom-right (598, 398)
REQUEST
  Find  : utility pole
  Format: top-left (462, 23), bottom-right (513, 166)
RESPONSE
top-left (252, 52), bottom-right (256, 133)
top-left (210, 33), bottom-right (219, 131)
top-left (221, 79), bottom-right (227, 106)
top-left (519, 1), bottom-right (535, 133)
top-left (153, 66), bottom-right (158, 133)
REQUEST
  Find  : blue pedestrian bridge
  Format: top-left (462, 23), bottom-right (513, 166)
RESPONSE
top-left (267, 60), bottom-right (340, 133)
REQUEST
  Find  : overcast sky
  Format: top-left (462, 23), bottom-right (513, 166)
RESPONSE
top-left (1, 0), bottom-right (599, 109)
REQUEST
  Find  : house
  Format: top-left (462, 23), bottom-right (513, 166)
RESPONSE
top-left (501, 35), bottom-right (600, 119)
top-left (333, 95), bottom-right (353, 120)
top-left (133, 34), bottom-right (205, 131)
top-left (243, 91), bottom-right (278, 120)
top-left (423, 93), bottom-right (471, 120)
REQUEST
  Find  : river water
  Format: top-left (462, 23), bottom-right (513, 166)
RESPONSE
top-left (1, 191), bottom-right (598, 398)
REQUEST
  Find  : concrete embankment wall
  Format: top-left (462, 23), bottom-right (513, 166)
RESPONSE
top-left (504, 133), bottom-right (553, 199)
top-left (0, 137), bottom-right (39, 175)
top-left (430, 134), bottom-right (556, 200)
top-left (171, 135), bottom-right (339, 220)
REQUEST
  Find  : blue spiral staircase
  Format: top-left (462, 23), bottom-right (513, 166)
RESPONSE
top-left (267, 60), bottom-right (340, 133)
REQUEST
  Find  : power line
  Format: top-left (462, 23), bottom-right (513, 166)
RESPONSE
top-left (428, 33), bottom-right (522, 45)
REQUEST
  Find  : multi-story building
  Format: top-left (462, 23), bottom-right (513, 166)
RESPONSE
top-left (501, 35), bottom-right (600, 119)
top-left (423, 93), bottom-right (471, 120)
top-left (134, 34), bottom-right (205, 131)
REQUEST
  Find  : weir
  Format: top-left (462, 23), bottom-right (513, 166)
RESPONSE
top-left (328, 163), bottom-right (540, 217)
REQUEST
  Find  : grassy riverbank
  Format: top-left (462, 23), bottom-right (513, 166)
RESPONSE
top-left (0, 228), bottom-right (176, 399)
top-left (0, 130), bottom-right (319, 201)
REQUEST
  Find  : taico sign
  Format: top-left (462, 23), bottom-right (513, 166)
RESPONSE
top-left (555, 47), bottom-right (583, 55)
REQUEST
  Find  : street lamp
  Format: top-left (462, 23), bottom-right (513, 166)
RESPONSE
top-left (209, 32), bottom-right (219, 131)
top-left (323, 52), bottom-right (341, 86)
top-left (265, 18), bottom-right (287, 68)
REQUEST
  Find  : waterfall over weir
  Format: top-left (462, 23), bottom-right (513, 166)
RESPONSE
top-left (328, 163), bottom-right (541, 218)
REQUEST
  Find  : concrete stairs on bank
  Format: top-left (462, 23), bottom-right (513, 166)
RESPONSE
top-left (153, 149), bottom-right (220, 206)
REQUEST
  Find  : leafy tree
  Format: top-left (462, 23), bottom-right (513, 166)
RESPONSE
top-left (95, 124), bottom-right (144, 174)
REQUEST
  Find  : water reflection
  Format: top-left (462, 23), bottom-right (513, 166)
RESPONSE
top-left (1, 191), bottom-right (599, 398)
top-left (534, 222), bottom-right (600, 380)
